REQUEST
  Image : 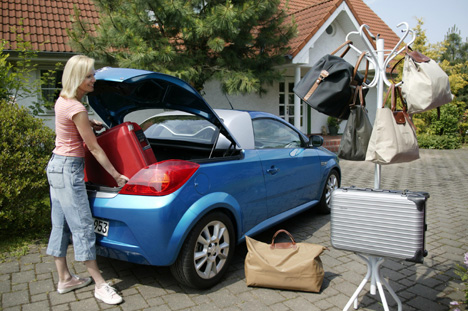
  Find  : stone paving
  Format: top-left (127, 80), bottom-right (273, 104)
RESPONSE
top-left (1, 149), bottom-right (467, 311)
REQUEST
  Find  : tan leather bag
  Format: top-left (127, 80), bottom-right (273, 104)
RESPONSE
top-left (245, 229), bottom-right (326, 292)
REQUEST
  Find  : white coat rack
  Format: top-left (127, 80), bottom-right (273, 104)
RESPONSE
top-left (340, 23), bottom-right (415, 311)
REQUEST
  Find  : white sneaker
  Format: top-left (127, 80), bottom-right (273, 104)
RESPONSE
top-left (57, 275), bottom-right (92, 294)
top-left (94, 283), bottom-right (123, 305)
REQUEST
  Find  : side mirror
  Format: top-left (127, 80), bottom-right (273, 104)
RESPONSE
top-left (308, 135), bottom-right (324, 147)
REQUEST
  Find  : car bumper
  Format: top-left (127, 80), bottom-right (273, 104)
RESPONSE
top-left (88, 190), bottom-right (188, 266)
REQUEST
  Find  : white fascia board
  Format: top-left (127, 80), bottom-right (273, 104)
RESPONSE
top-left (292, 2), bottom-right (348, 65)
top-left (292, 2), bottom-right (374, 66)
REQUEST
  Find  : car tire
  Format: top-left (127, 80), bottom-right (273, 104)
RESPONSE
top-left (170, 211), bottom-right (235, 289)
top-left (316, 170), bottom-right (340, 214)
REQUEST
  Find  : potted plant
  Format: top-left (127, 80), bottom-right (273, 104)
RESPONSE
top-left (327, 116), bottom-right (342, 135)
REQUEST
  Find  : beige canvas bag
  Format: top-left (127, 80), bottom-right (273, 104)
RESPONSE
top-left (365, 85), bottom-right (420, 165)
top-left (401, 49), bottom-right (453, 114)
top-left (245, 229), bottom-right (326, 292)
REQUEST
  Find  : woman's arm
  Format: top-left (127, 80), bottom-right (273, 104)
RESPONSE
top-left (73, 111), bottom-right (129, 187)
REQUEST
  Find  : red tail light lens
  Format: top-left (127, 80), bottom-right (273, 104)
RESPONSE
top-left (119, 160), bottom-right (200, 196)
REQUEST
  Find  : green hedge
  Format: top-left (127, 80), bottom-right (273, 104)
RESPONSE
top-left (417, 133), bottom-right (462, 149)
top-left (0, 100), bottom-right (55, 235)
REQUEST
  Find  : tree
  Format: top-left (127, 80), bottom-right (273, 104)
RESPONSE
top-left (68, 0), bottom-right (296, 94)
top-left (440, 26), bottom-right (468, 106)
top-left (0, 38), bottom-right (39, 105)
top-left (440, 25), bottom-right (468, 66)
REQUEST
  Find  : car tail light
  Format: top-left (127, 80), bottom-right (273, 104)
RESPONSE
top-left (119, 160), bottom-right (200, 196)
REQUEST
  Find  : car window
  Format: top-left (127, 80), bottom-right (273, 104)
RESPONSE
top-left (252, 118), bottom-right (302, 149)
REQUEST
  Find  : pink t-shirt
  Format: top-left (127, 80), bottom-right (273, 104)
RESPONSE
top-left (53, 96), bottom-right (88, 157)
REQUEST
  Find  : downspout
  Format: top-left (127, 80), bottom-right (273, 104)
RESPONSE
top-left (294, 65), bottom-right (301, 130)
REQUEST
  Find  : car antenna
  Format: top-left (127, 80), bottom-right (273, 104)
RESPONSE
top-left (224, 94), bottom-right (234, 109)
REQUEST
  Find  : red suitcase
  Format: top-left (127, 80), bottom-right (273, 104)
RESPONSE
top-left (84, 122), bottom-right (156, 187)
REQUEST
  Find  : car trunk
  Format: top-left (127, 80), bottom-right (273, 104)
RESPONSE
top-left (84, 121), bottom-right (242, 188)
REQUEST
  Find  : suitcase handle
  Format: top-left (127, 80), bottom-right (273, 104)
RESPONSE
top-left (270, 229), bottom-right (297, 249)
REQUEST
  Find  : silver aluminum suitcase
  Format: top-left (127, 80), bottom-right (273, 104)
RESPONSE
top-left (330, 187), bottom-right (429, 263)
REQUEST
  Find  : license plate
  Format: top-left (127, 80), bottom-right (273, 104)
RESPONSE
top-left (94, 218), bottom-right (109, 237)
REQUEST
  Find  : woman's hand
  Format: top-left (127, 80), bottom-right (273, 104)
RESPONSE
top-left (115, 174), bottom-right (129, 187)
top-left (89, 119), bottom-right (104, 131)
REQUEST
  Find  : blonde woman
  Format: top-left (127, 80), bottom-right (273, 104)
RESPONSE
top-left (46, 55), bottom-right (128, 305)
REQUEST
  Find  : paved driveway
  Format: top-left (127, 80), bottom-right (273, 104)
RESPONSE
top-left (1, 149), bottom-right (467, 310)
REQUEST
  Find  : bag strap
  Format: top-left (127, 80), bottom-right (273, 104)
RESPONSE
top-left (390, 56), bottom-right (404, 84)
top-left (270, 229), bottom-right (297, 249)
top-left (332, 43), bottom-right (369, 83)
top-left (331, 40), bottom-right (353, 58)
top-left (383, 84), bottom-right (417, 131)
top-left (389, 45), bottom-right (412, 83)
top-left (383, 84), bottom-right (395, 109)
top-left (384, 84), bottom-right (407, 112)
top-left (394, 85), bottom-right (407, 112)
top-left (390, 45), bottom-right (432, 83)
top-left (406, 45), bottom-right (431, 63)
top-left (395, 85), bottom-right (417, 130)
top-left (350, 85), bottom-right (365, 109)
top-left (353, 52), bottom-right (369, 82)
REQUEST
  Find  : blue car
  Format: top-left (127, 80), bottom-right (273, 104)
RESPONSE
top-left (86, 67), bottom-right (341, 289)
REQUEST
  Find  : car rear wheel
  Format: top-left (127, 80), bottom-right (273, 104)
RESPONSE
top-left (316, 170), bottom-right (340, 214)
top-left (170, 211), bottom-right (235, 289)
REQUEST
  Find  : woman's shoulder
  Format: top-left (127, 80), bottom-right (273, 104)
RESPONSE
top-left (56, 97), bottom-right (86, 110)
top-left (55, 97), bottom-right (87, 117)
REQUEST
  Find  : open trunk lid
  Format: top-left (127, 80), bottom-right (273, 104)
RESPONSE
top-left (87, 67), bottom-right (239, 148)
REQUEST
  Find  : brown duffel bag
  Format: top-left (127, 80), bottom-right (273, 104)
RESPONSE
top-left (245, 229), bottom-right (326, 292)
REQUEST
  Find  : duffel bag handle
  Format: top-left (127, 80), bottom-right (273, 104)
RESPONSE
top-left (270, 229), bottom-right (297, 249)
top-left (353, 51), bottom-right (369, 82)
top-left (331, 40), bottom-right (353, 58)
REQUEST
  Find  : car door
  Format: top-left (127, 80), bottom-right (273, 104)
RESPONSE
top-left (252, 118), bottom-right (322, 217)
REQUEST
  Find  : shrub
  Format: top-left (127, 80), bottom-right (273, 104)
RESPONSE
top-left (456, 253), bottom-right (468, 304)
top-left (450, 252), bottom-right (468, 310)
top-left (413, 103), bottom-right (465, 149)
top-left (417, 133), bottom-right (462, 149)
top-left (0, 100), bottom-right (55, 235)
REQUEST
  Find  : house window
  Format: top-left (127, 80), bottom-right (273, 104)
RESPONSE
top-left (279, 80), bottom-right (302, 126)
top-left (41, 69), bottom-right (62, 105)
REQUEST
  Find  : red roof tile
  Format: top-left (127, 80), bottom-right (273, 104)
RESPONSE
top-left (1, 0), bottom-right (400, 56)
top-left (285, 0), bottom-right (343, 56)
top-left (1, 0), bottom-right (99, 53)
top-left (285, 0), bottom-right (401, 57)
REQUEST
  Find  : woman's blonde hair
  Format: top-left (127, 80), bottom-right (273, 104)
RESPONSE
top-left (60, 55), bottom-right (95, 99)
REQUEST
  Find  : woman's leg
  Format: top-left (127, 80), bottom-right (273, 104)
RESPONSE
top-left (84, 259), bottom-right (105, 287)
top-left (47, 155), bottom-right (92, 293)
top-left (55, 256), bottom-right (72, 283)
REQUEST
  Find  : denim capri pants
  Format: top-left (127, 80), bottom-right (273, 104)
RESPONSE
top-left (46, 153), bottom-right (96, 261)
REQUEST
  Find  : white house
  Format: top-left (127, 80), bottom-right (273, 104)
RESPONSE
top-left (1, 0), bottom-right (401, 134)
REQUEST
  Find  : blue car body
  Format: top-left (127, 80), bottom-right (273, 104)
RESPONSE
top-left (86, 67), bottom-right (340, 287)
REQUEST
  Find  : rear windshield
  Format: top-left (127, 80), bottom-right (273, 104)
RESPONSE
top-left (141, 114), bottom-right (218, 144)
